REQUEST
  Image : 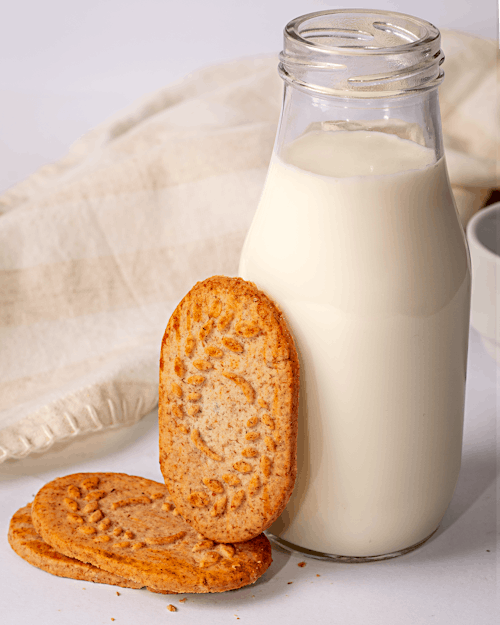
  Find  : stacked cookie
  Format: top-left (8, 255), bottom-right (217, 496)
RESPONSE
top-left (8, 277), bottom-right (300, 594)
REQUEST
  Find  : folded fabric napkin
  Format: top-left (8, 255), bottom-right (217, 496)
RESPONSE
top-left (0, 31), bottom-right (497, 463)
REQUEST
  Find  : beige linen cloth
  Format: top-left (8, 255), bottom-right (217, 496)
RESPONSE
top-left (0, 31), bottom-right (497, 463)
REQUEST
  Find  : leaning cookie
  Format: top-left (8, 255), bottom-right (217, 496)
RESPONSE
top-left (31, 472), bottom-right (272, 593)
top-left (8, 503), bottom-right (145, 589)
top-left (159, 276), bottom-right (299, 543)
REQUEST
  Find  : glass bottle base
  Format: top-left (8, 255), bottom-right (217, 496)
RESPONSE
top-left (266, 526), bottom-right (440, 563)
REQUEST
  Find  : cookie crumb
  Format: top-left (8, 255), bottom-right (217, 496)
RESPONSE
top-left (316, 574), bottom-right (320, 577)
top-left (167, 605), bottom-right (177, 612)
top-left (179, 598), bottom-right (187, 603)
top-left (297, 561), bottom-right (306, 567)
top-left (116, 592), bottom-right (120, 596)
top-left (287, 581), bottom-right (293, 584)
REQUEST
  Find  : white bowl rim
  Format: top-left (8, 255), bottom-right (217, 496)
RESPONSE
top-left (466, 201), bottom-right (500, 264)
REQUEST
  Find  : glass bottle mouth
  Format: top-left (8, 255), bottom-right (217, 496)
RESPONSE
top-left (279, 9), bottom-right (444, 98)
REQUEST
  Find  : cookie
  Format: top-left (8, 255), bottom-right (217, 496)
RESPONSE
top-left (159, 276), bottom-right (299, 543)
top-left (31, 472), bottom-right (272, 593)
top-left (8, 503), bottom-right (144, 589)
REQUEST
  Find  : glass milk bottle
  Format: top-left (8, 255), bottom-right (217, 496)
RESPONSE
top-left (239, 10), bottom-right (471, 561)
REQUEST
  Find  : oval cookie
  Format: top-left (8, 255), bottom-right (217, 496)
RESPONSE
top-left (8, 503), bottom-right (148, 589)
top-left (31, 472), bottom-right (272, 593)
top-left (159, 276), bottom-right (299, 542)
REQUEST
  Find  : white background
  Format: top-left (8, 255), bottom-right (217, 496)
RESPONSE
top-left (0, 2), bottom-right (498, 624)
top-left (0, 0), bottom-right (498, 193)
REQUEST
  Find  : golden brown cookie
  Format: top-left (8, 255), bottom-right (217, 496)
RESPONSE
top-left (31, 472), bottom-right (272, 593)
top-left (8, 503), bottom-right (144, 589)
top-left (159, 276), bottom-right (299, 543)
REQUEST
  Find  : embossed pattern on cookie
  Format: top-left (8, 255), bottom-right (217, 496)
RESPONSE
top-left (31, 472), bottom-right (272, 594)
top-left (7, 504), bottom-right (147, 589)
top-left (159, 276), bottom-right (299, 543)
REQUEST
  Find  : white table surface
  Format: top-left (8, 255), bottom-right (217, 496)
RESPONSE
top-left (0, 328), bottom-right (497, 625)
top-left (1, 1), bottom-right (498, 623)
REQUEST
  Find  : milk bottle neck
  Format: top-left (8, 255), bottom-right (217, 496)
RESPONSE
top-left (274, 85), bottom-right (444, 163)
top-left (275, 9), bottom-right (446, 163)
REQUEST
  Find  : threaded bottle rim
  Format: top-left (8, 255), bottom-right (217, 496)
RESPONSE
top-left (279, 9), bottom-right (444, 97)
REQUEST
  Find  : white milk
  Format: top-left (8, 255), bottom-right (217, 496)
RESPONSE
top-left (239, 130), bottom-right (470, 557)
